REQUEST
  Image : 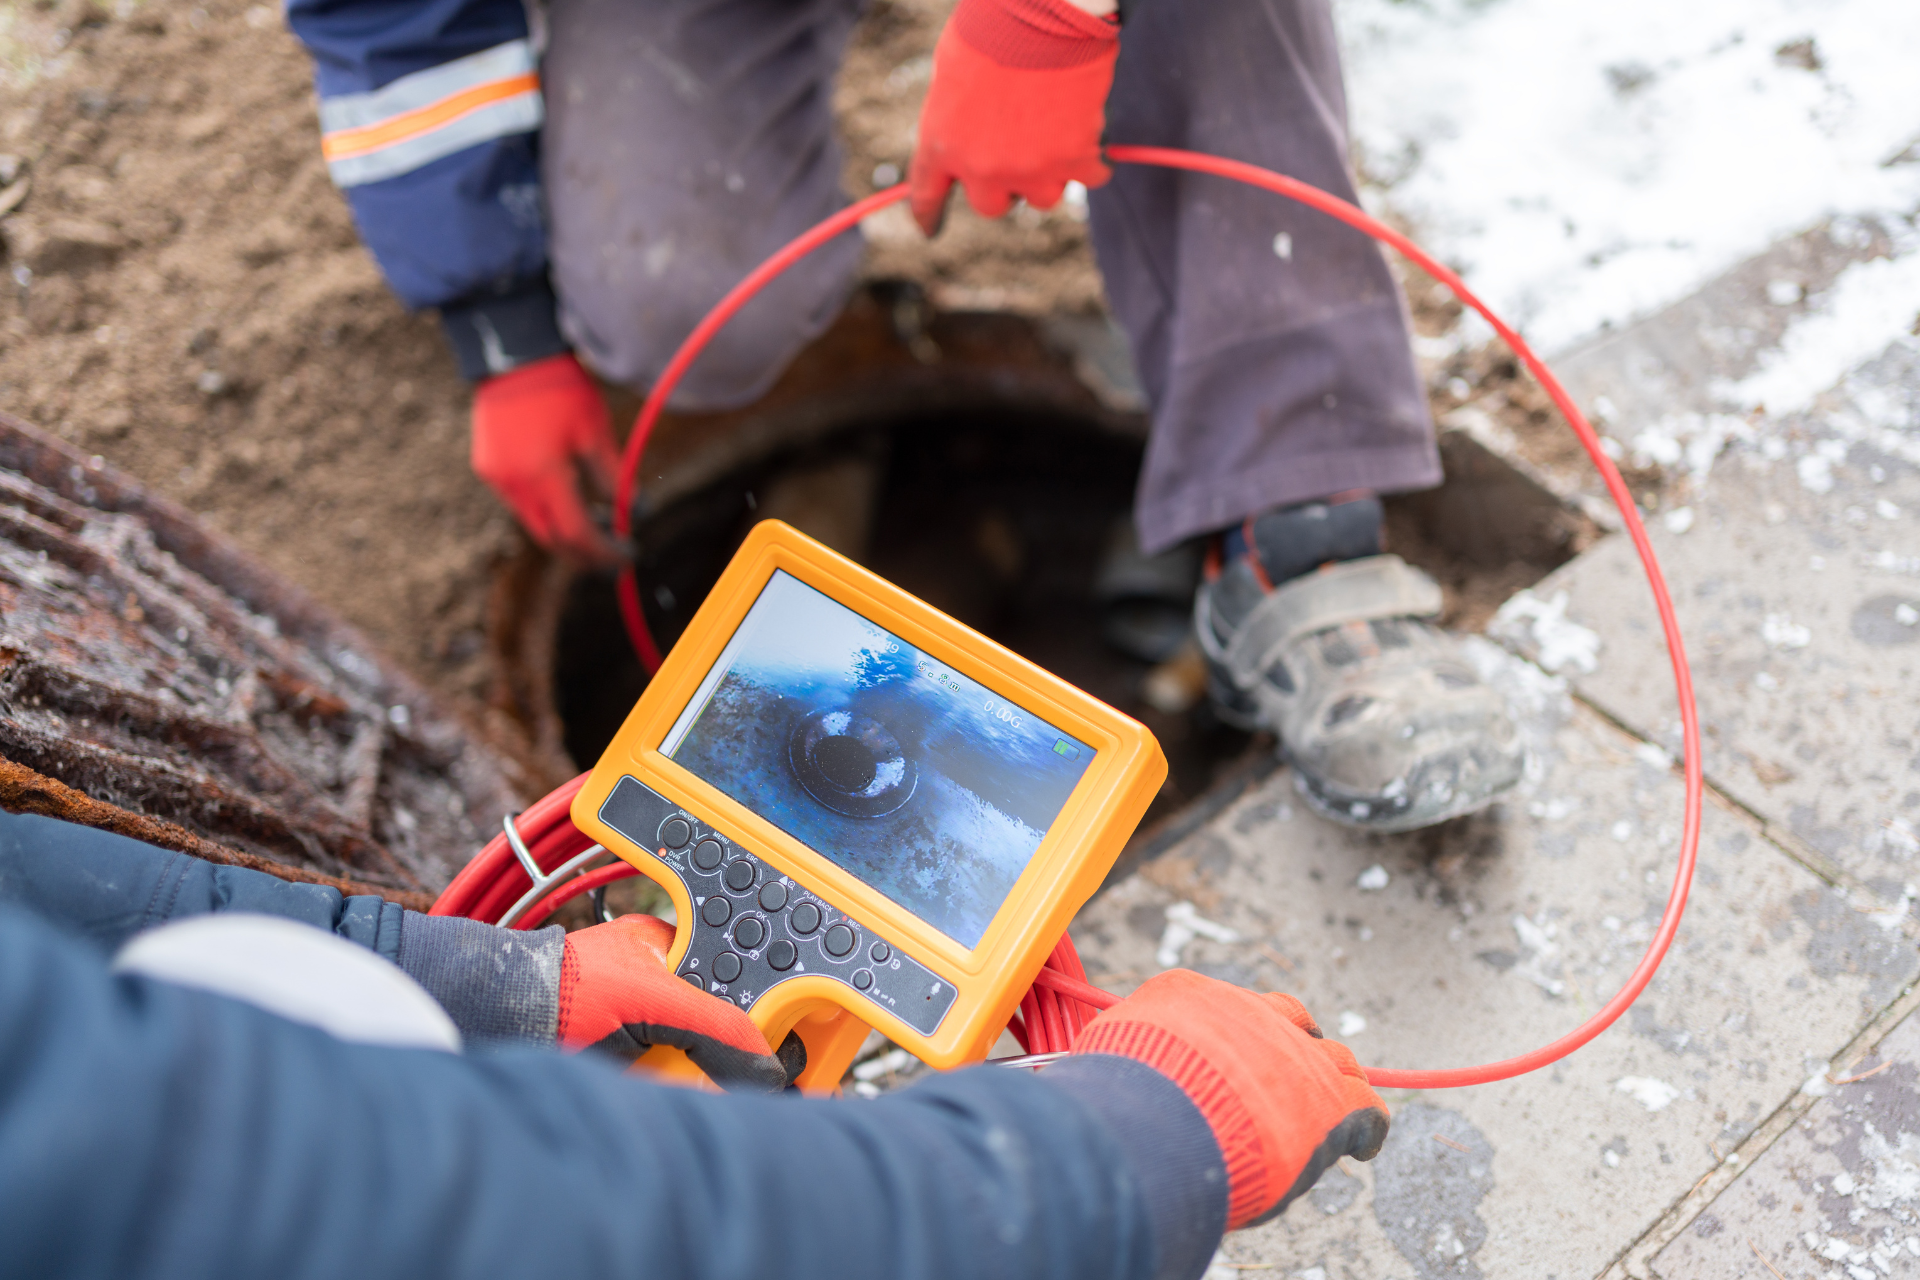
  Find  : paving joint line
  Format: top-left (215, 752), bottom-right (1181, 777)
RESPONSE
top-left (1597, 975), bottom-right (1920, 1279)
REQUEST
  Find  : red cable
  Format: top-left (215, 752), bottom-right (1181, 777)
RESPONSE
top-left (512, 861), bottom-right (640, 930)
top-left (495, 147), bottom-right (1701, 1090)
top-left (610, 185), bottom-right (910, 674)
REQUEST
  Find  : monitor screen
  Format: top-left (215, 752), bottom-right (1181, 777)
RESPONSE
top-left (661, 570), bottom-right (1094, 949)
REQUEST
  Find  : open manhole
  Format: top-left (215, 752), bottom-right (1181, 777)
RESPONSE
top-left (498, 290), bottom-right (1600, 849)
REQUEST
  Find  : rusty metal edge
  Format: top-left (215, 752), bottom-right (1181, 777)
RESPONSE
top-left (0, 757), bottom-right (435, 911)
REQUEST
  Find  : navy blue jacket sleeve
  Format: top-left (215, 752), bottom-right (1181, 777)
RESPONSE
top-left (283, 0), bottom-right (569, 378)
top-left (0, 904), bottom-right (1224, 1280)
top-left (0, 809), bottom-right (563, 1046)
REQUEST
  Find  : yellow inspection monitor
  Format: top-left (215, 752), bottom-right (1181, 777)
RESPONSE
top-left (572, 520), bottom-right (1166, 1091)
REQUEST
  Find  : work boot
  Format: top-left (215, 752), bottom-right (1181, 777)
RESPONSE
top-left (1195, 496), bottom-right (1523, 832)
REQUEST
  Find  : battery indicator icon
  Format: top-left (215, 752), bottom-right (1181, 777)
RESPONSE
top-left (1053, 740), bottom-right (1079, 760)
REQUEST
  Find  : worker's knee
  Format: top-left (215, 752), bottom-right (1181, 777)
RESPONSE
top-left (559, 229), bottom-right (861, 412)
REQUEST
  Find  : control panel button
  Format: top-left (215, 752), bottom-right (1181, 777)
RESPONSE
top-left (661, 817), bottom-right (693, 849)
top-left (597, 775), bottom-right (961, 1037)
top-left (723, 860), bottom-right (756, 893)
top-left (734, 917), bottom-right (767, 950)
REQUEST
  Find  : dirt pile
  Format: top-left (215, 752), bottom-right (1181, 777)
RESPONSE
top-left (0, 0), bottom-right (513, 721)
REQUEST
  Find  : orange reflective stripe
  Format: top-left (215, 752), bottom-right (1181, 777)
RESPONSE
top-left (322, 73), bottom-right (540, 161)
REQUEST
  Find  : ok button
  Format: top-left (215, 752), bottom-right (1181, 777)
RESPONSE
top-left (700, 896), bottom-right (732, 928)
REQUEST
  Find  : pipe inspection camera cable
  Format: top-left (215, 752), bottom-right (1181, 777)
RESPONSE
top-left (433, 145), bottom-right (1703, 1092)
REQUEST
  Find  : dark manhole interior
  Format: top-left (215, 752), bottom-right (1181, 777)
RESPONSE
top-left (552, 399), bottom-right (1593, 840)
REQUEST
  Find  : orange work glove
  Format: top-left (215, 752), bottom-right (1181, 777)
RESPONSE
top-left (557, 914), bottom-right (793, 1093)
top-left (1073, 970), bottom-right (1390, 1228)
top-left (907, 0), bottom-right (1119, 236)
top-left (469, 352), bottom-right (622, 567)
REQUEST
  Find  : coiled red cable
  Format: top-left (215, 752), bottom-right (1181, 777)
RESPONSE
top-left (443, 146), bottom-right (1701, 1090)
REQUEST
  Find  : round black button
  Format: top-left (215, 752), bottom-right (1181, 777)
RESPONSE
top-left (757, 881), bottom-right (789, 913)
top-left (824, 924), bottom-right (857, 958)
top-left (789, 902), bottom-right (822, 935)
top-left (852, 969), bottom-right (874, 990)
top-left (660, 817), bottom-right (693, 849)
top-left (682, 971), bottom-right (705, 991)
top-left (868, 941), bottom-right (891, 964)
top-left (692, 839), bottom-right (724, 871)
top-left (712, 952), bottom-right (743, 984)
top-left (724, 860), bottom-right (756, 893)
top-left (767, 939), bottom-right (797, 971)
top-left (734, 916), bottom-right (767, 950)
top-left (700, 895), bottom-right (732, 927)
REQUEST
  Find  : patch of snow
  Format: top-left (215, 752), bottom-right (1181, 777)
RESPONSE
top-left (1157, 901), bottom-right (1241, 969)
top-left (1762, 613), bottom-right (1813, 649)
top-left (1357, 864), bottom-right (1390, 891)
top-left (1336, 0), bottom-right (1920, 351)
top-left (1718, 249), bottom-right (1920, 420)
top-left (1802, 1062), bottom-right (1835, 1097)
top-left (1491, 590), bottom-right (1601, 674)
top-left (1615, 1076), bottom-right (1681, 1111)
top-left (1663, 506), bottom-right (1695, 533)
top-left (1766, 279), bottom-right (1805, 306)
top-left (1866, 884), bottom-right (1914, 931)
top-left (1511, 912), bottom-right (1566, 996)
top-left (1337, 1011), bottom-right (1368, 1037)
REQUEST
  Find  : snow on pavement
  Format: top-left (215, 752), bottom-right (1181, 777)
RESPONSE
top-left (1335, 0), bottom-right (1920, 353)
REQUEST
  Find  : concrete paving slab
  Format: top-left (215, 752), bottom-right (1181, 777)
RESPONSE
top-left (1652, 1005), bottom-right (1920, 1280)
top-left (1548, 217), bottom-right (1905, 436)
top-left (1071, 688), bottom-right (1915, 1280)
top-left (1493, 343), bottom-right (1920, 893)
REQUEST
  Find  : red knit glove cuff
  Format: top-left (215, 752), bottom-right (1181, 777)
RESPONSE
top-left (951, 0), bottom-right (1118, 70)
top-left (1075, 1019), bottom-right (1270, 1229)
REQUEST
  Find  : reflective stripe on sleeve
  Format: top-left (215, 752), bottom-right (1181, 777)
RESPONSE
top-left (320, 41), bottom-right (543, 188)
